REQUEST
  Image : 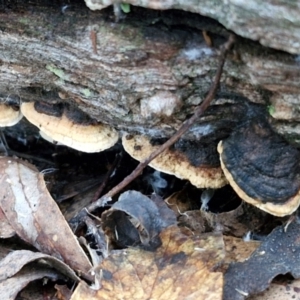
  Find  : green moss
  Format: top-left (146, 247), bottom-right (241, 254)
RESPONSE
top-left (267, 105), bottom-right (275, 116)
top-left (46, 65), bottom-right (67, 80)
top-left (81, 88), bottom-right (92, 98)
top-left (56, 79), bottom-right (65, 86)
top-left (121, 3), bottom-right (131, 13)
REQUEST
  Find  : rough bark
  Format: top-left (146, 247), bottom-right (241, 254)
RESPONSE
top-left (85, 0), bottom-right (300, 55)
top-left (1, 1), bottom-right (300, 144)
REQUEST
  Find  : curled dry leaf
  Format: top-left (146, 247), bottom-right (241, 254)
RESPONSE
top-left (224, 219), bottom-right (300, 300)
top-left (150, 193), bottom-right (177, 226)
top-left (0, 266), bottom-right (59, 300)
top-left (102, 190), bottom-right (176, 249)
top-left (0, 250), bottom-right (80, 282)
top-left (71, 225), bottom-right (224, 300)
top-left (0, 157), bottom-right (92, 274)
top-left (0, 250), bottom-right (80, 300)
top-left (0, 207), bottom-right (15, 238)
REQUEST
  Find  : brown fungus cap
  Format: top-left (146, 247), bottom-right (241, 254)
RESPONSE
top-left (218, 119), bottom-right (300, 216)
top-left (21, 102), bottom-right (119, 153)
top-left (0, 104), bottom-right (23, 127)
top-left (122, 134), bottom-right (227, 189)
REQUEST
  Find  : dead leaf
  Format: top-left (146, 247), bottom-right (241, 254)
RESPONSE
top-left (179, 202), bottom-right (273, 238)
top-left (223, 236), bottom-right (260, 271)
top-left (0, 250), bottom-right (79, 282)
top-left (248, 279), bottom-right (300, 300)
top-left (0, 207), bottom-right (15, 238)
top-left (151, 193), bottom-right (177, 226)
top-left (179, 210), bottom-right (208, 233)
top-left (102, 190), bottom-right (176, 249)
top-left (0, 157), bottom-right (92, 273)
top-left (224, 219), bottom-right (300, 300)
top-left (0, 250), bottom-right (80, 300)
top-left (71, 225), bottom-right (224, 300)
top-left (165, 189), bottom-right (196, 216)
top-left (0, 266), bottom-right (59, 300)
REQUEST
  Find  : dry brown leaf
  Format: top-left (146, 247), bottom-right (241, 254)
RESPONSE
top-left (0, 266), bottom-right (59, 300)
top-left (0, 207), bottom-right (15, 238)
top-left (223, 236), bottom-right (260, 270)
top-left (71, 225), bottom-right (224, 300)
top-left (179, 203), bottom-right (271, 238)
top-left (0, 250), bottom-right (79, 282)
top-left (224, 220), bottom-right (300, 300)
top-left (248, 279), bottom-right (300, 300)
top-left (0, 250), bottom-right (80, 299)
top-left (0, 157), bottom-right (92, 274)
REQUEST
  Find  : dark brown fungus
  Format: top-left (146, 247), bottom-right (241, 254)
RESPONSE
top-left (64, 104), bottom-right (97, 125)
top-left (218, 118), bottom-right (300, 216)
top-left (173, 137), bottom-right (224, 168)
top-left (34, 101), bottom-right (64, 118)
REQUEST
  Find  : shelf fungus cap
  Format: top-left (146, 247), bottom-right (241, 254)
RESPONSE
top-left (122, 134), bottom-right (227, 189)
top-left (0, 104), bottom-right (23, 127)
top-left (218, 120), bottom-right (300, 217)
top-left (21, 102), bottom-right (119, 153)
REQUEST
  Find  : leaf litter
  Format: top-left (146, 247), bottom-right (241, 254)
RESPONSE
top-left (0, 157), bottom-right (92, 274)
top-left (71, 226), bottom-right (224, 300)
top-left (0, 145), bottom-right (295, 300)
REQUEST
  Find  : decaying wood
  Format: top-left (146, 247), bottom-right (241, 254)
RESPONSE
top-left (1, 1), bottom-right (300, 143)
top-left (84, 0), bottom-right (300, 55)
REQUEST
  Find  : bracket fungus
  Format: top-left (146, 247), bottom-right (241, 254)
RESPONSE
top-left (218, 118), bottom-right (300, 217)
top-left (0, 104), bottom-right (23, 127)
top-left (122, 134), bottom-right (227, 189)
top-left (21, 102), bottom-right (119, 153)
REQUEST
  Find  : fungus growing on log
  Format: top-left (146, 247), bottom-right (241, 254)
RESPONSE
top-left (0, 104), bottom-right (23, 127)
top-left (122, 134), bottom-right (227, 189)
top-left (21, 102), bottom-right (119, 153)
top-left (218, 119), bottom-right (300, 217)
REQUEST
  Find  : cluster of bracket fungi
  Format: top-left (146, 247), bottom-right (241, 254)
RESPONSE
top-left (0, 95), bottom-right (300, 217)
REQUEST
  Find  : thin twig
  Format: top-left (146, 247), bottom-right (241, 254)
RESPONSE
top-left (70, 34), bottom-right (235, 226)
